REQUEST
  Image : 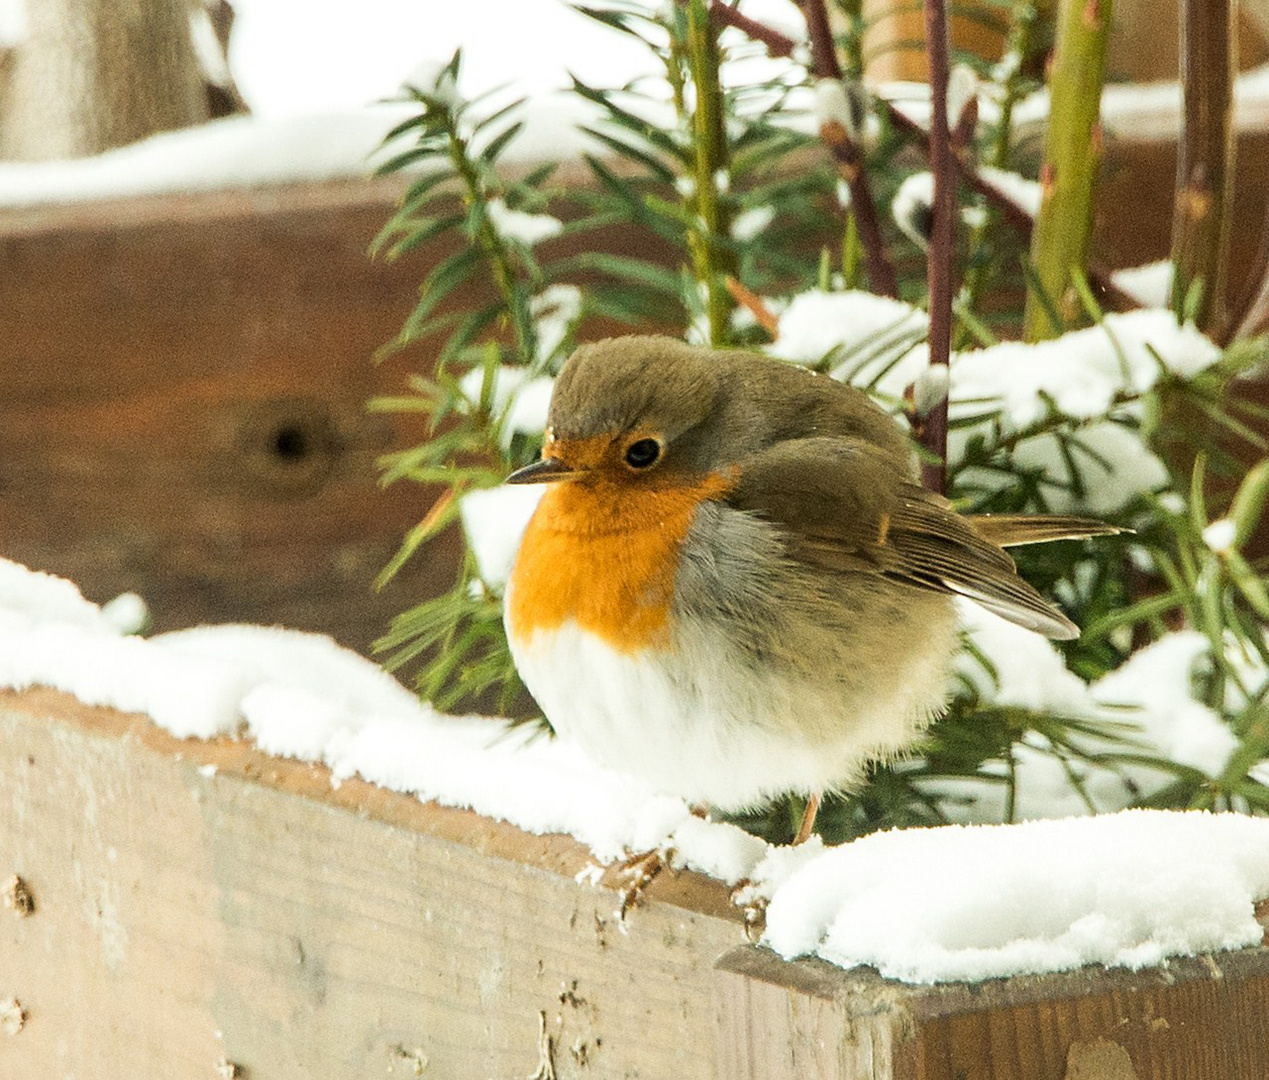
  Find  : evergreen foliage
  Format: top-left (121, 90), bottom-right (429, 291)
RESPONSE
top-left (371, 3), bottom-right (1269, 843)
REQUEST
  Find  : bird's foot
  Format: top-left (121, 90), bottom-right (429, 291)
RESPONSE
top-left (616, 847), bottom-right (674, 920)
top-left (730, 881), bottom-right (768, 942)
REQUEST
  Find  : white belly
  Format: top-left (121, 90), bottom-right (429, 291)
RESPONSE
top-left (507, 612), bottom-right (955, 811)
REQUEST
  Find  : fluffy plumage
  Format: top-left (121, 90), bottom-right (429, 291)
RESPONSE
top-left (505, 336), bottom-right (1114, 812)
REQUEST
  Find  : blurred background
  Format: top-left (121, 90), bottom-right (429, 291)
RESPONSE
top-left (1, 0), bottom-right (1266, 657)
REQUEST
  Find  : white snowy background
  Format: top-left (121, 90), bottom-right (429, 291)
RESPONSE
top-left (0, 0), bottom-right (1265, 206)
top-left (4, 0), bottom-right (1269, 987)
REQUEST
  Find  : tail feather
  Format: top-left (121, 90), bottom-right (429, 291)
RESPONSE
top-left (966, 514), bottom-right (1124, 548)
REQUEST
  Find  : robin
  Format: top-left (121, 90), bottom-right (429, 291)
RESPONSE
top-left (504, 336), bottom-right (1115, 843)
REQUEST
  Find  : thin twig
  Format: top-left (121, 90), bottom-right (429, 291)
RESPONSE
top-left (703, 0), bottom-right (795, 56)
top-left (725, 275), bottom-right (781, 335)
top-left (798, 0), bottom-right (842, 79)
top-left (920, 0), bottom-right (953, 495)
top-left (801, 0), bottom-right (898, 297)
top-left (817, 118), bottom-right (900, 298)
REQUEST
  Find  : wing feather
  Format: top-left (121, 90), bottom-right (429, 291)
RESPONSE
top-left (728, 437), bottom-right (1088, 640)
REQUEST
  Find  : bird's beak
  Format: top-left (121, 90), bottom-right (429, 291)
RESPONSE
top-left (505, 456), bottom-right (578, 485)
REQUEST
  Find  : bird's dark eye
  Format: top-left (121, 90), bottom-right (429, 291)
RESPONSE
top-left (624, 438), bottom-right (662, 469)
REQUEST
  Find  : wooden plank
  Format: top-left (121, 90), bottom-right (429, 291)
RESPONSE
top-left (0, 178), bottom-right (453, 655)
top-left (0, 687), bottom-right (743, 1079)
top-left (714, 944), bottom-right (1269, 1080)
top-left (5, 687), bottom-right (1269, 1078)
top-left (0, 176), bottom-right (663, 662)
top-left (714, 947), bottom-right (916, 1080)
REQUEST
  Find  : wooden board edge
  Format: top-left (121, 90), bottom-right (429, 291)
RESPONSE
top-left (0, 685), bottom-right (744, 924)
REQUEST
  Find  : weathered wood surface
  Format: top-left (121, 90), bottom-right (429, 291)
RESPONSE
top-left (716, 945), bottom-right (1269, 1080)
top-left (0, 179), bottom-right (451, 655)
top-left (0, 686), bottom-right (742, 1079)
top-left (4, 686), bottom-right (1269, 1079)
top-left (0, 177), bottom-right (656, 658)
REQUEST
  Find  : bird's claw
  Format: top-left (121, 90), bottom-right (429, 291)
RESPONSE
top-left (616, 847), bottom-right (674, 919)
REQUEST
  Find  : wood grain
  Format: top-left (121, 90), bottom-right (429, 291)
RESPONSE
top-left (4, 688), bottom-right (1269, 1078)
top-left (0, 179), bottom-right (452, 655)
top-left (0, 687), bottom-right (742, 1079)
top-left (0, 176), bottom-right (665, 664)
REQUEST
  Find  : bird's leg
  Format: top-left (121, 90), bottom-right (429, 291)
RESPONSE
top-left (792, 791), bottom-right (822, 845)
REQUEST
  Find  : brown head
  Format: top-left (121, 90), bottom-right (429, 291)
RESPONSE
top-left (505, 335), bottom-right (912, 489)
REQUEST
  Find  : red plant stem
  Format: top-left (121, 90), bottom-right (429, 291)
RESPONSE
top-left (1170, 0), bottom-right (1235, 331)
top-left (703, 0), bottom-right (794, 56)
top-left (703, 0), bottom-right (1142, 314)
top-left (802, 0), bottom-right (898, 297)
top-left (696, 0), bottom-right (897, 296)
top-left (920, 0), bottom-right (953, 495)
top-left (724, 274), bottom-right (781, 335)
top-left (818, 121), bottom-right (900, 298)
top-left (799, 0), bottom-right (843, 79)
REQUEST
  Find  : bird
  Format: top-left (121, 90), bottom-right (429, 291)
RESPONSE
top-left (503, 336), bottom-right (1117, 843)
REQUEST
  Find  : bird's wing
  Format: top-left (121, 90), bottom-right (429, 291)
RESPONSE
top-left (964, 514), bottom-right (1122, 547)
top-left (727, 437), bottom-right (1082, 640)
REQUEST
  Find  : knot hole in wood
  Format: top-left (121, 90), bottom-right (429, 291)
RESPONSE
top-left (237, 397), bottom-right (341, 499)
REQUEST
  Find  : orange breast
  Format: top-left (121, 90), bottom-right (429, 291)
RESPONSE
top-left (508, 473), bottom-right (731, 652)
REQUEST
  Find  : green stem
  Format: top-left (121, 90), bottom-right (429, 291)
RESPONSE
top-left (446, 122), bottom-right (536, 364)
top-left (685, 0), bottom-right (735, 346)
top-left (837, 0), bottom-right (865, 77)
top-left (1169, 0), bottom-right (1236, 331)
top-left (1022, 0), bottom-right (1112, 342)
top-left (991, 1), bottom-right (1042, 172)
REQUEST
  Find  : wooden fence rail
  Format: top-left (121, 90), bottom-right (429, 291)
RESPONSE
top-left (3, 687), bottom-right (1269, 1079)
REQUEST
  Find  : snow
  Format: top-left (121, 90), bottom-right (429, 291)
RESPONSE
top-left (891, 63), bottom-right (1269, 143)
top-left (769, 297), bottom-right (1221, 515)
top-left (976, 165), bottom-right (1042, 217)
top-left (485, 199), bottom-right (563, 247)
top-left (1203, 517), bottom-right (1238, 554)
top-left (0, 0), bottom-right (25, 47)
top-left (460, 484), bottom-right (545, 589)
top-left (0, 560), bottom-right (120, 634)
top-left (945, 64), bottom-right (980, 128)
top-left (531, 284), bottom-right (584, 363)
top-left (3, 556), bottom-right (1269, 985)
top-left (0, 109), bottom-right (414, 207)
top-left (933, 608), bottom-right (1243, 823)
top-left (891, 172), bottom-right (934, 248)
top-left (949, 310), bottom-right (1221, 430)
top-left (767, 289), bottom-right (926, 376)
top-left (764, 810), bottom-right (1269, 983)
top-left (731, 205), bottom-right (776, 242)
top-left (1113, 260), bottom-right (1175, 309)
top-left (458, 365), bottom-right (555, 445)
top-left (813, 79), bottom-right (856, 134)
top-left (100, 592), bottom-right (150, 636)
top-left (910, 363), bottom-right (949, 417)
